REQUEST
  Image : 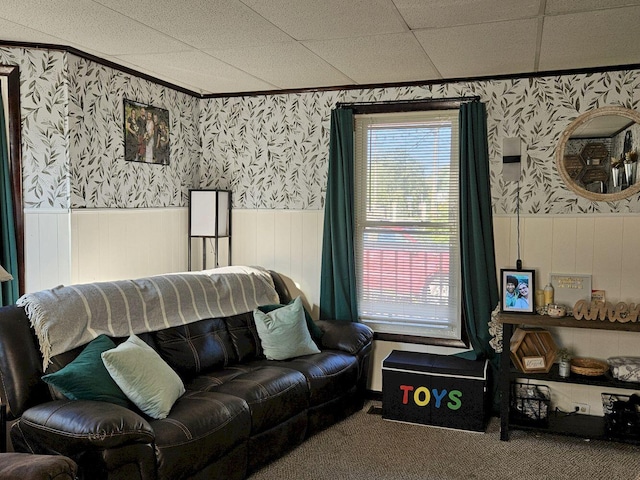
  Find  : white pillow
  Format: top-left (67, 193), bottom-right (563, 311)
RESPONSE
top-left (102, 334), bottom-right (185, 419)
top-left (253, 296), bottom-right (320, 361)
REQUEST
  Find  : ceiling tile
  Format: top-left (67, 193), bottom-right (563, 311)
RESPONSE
top-left (0, 0), bottom-right (187, 56)
top-left (539, 7), bottom-right (640, 71)
top-left (95, 0), bottom-right (293, 50)
top-left (116, 50), bottom-right (277, 94)
top-left (414, 19), bottom-right (538, 78)
top-left (0, 0), bottom-right (637, 95)
top-left (207, 42), bottom-right (354, 89)
top-left (303, 33), bottom-right (440, 84)
top-left (0, 18), bottom-right (65, 45)
top-left (240, 0), bottom-right (407, 40)
top-left (545, 0), bottom-right (640, 15)
top-left (393, 0), bottom-right (542, 29)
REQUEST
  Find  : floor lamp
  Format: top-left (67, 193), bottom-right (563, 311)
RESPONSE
top-left (188, 189), bottom-right (232, 271)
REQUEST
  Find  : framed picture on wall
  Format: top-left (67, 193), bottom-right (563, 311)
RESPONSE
top-left (124, 99), bottom-right (170, 165)
top-left (500, 269), bottom-right (535, 314)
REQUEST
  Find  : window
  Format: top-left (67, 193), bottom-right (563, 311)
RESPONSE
top-left (354, 109), bottom-right (461, 340)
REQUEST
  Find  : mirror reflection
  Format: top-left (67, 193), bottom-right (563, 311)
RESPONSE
top-left (557, 107), bottom-right (640, 201)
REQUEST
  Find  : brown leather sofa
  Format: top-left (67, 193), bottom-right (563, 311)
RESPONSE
top-left (0, 272), bottom-right (373, 480)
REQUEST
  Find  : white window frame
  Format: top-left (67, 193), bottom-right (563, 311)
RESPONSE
top-left (354, 109), bottom-right (462, 342)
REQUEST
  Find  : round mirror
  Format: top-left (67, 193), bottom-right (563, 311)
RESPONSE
top-left (556, 106), bottom-right (640, 202)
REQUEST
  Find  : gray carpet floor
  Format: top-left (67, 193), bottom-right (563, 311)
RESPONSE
top-left (248, 402), bottom-right (640, 480)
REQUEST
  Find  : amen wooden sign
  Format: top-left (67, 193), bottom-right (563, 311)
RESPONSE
top-left (572, 300), bottom-right (640, 323)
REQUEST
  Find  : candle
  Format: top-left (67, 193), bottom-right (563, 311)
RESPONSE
top-left (544, 284), bottom-right (554, 306)
top-left (535, 289), bottom-right (544, 308)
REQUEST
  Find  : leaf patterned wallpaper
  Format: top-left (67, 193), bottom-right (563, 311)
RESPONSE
top-left (200, 71), bottom-right (640, 214)
top-left (67, 55), bottom-right (200, 208)
top-left (3, 44), bottom-right (640, 214)
top-left (1, 46), bottom-right (200, 209)
top-left (0, 47), bottom-right (70, 209)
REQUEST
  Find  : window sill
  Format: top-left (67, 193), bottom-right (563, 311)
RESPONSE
top-left (373, 331), bottom-right (469, 349)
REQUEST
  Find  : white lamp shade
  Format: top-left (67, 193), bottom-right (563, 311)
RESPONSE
top-left (503, 137), bottom-right (521, 159)
top-left (190, 190), bottom-right (230, 237)
top-left (0, 265), bottom-right (13, 282)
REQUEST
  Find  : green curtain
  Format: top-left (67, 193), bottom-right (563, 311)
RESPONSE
top-left (0, 92), bottom-right (19, 306)
top-left (319, 108), bottom-right (358, 322)
top-left (459, 100), bottom-right (500, 410)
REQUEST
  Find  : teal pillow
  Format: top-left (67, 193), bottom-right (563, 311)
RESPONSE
top-left (42, 335), bottom-right (129, 408)
top-left (258, 299), bottom-right (324, 340)
top-left (101, 335), bottom-right (185, 419)
top-left (253, 296), bottom-right (321, 361)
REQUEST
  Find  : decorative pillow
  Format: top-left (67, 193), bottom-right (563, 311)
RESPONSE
top-left (101, 334), bottom-right (185, 419)
top-left (42, 335), bottom-right (130, 407)
top-left (607, 356), bottom-right (640, 383)
top-left (258, 299), bottom-right (324, 340)
top-left (253, 296), bottom-right (321, 361)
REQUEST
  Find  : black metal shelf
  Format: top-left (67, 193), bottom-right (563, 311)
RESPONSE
top-left (509, 364), bottom-right (640, 390)
top-left (510, 411), bottom-right (640, 445)
top-left (499, 315), bottom-right (640, 443)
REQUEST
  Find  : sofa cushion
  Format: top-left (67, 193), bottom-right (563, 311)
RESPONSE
top-left (152, 318), bottom-right (238, 377)
top-left (258, 351), bottom-right (359, 407)
top-left (258, 299), bottom-right (323, 340)
top-left (187, 366), bottom-right (309, 434)
top-left (225, 311), bottom-right (263, 363)
top-left (253, 297), bottom-right (320, 361)
top-left (102, 335), bottom-right (185, 419)
top-left (42, 335), bottom-right (130, 408)
top-left (151, 390), bottom-right (250, 480)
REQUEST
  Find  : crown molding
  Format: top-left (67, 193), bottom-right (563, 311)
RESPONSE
top-left (2, 39), bottom-right (640, 100)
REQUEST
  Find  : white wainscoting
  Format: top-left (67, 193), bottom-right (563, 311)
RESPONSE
top-left (231, 209), bottom-right (324, 320)
top-left (24, 209), bottom-right (72, 293)
top-left (70, 208), bottom-right (189, 284)
top-left (24, 207), bottom-right (640, 411)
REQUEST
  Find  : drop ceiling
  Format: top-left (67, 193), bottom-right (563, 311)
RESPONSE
top-left (1, 0), bottom-right (639, 96)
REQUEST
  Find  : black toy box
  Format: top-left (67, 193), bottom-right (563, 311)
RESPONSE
top-left (382, 350), bottom-right (488, 432)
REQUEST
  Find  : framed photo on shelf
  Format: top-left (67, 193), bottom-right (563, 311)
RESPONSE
top-left (500, 268), bottom-right (535, 314)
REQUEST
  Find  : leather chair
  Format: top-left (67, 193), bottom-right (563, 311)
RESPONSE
top-left (0, 452), bottom-right (77, 480)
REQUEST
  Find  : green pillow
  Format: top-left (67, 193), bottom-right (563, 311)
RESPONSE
top-left (253, 296), bottom-right (321, 361)
top-left (42, 335), bottom-right (129, 408)
top-left (101, 334), bottom-right (185, 419)
top-left (258, 299), bottom-right (324, 340)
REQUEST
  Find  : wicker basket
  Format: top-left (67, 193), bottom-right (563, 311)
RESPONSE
top-left (570, 357), bottom-right (608, 376)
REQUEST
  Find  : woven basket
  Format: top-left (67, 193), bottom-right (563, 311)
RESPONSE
top-left (570, 357), bottom-right (608, 376)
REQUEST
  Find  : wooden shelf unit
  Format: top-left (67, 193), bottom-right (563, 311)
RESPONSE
top-left (499, 313), bottom-right (640, 444)
top-left (500, 313), bottom-right (640, 332)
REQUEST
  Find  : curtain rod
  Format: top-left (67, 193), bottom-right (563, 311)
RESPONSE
top-left (335, 95), bottom-right (480, 109)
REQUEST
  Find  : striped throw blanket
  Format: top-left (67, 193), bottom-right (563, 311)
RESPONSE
top-left (17, 266), bottom-right (280, 368)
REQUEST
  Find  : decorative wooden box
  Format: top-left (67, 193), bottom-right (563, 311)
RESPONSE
top-left (509, 328), bottom-right (557, 373)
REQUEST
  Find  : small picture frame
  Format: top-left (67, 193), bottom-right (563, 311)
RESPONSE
top-left (550, 273), bottom-right (592, 307)
top-left (501, 268), bottom-right (535, 313)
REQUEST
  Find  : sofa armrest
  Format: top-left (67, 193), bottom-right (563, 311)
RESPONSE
top-left (14, 400), bottom-right (154, 454)
top-left (315, 320), bottom-right (373, 355)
